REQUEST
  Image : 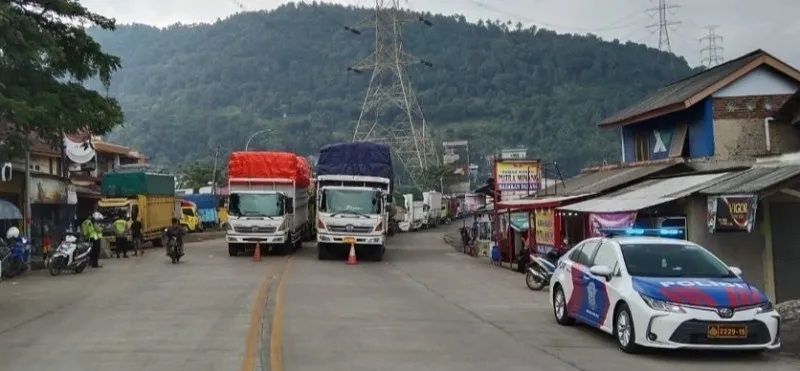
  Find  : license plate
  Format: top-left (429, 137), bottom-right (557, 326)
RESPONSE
top-left (342, 236), bottom-right (356, 244)
top-left (707, 324), bottom-right (747, 338)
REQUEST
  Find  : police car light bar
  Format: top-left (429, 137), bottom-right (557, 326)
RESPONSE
top-left (599, 227), bottom-right (685, 238)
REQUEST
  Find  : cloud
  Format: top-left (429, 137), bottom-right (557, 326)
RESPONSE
top-left (80, 0), bottom-right (800, 67)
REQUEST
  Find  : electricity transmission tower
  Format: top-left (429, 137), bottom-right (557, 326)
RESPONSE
top-left (700, 25), bottom-right (724, 67)
top-left (645, 0), bottom-right (681, 52)
top-left (346, 0), bottom-right (437, 186)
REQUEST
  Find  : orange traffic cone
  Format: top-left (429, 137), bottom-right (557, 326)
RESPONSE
top-left (253, 242), bottom-right (262, 261)
top-left (346, 243), bottom-right (357, 265)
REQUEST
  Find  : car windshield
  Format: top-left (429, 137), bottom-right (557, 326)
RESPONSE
top-left (321, 189), bottom-right (378, 214)
top-left (620, 243), bottom-right (736, 278)
top-left (229, 193), bottom-right (282, 217)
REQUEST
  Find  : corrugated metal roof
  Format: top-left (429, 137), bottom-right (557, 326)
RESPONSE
top-left (559, 173), bottom-right (730, 213)
top-left (698, 165), bottom-right (800, 194)
top-left (540, 163), bottom-right (680, 196)
top-left (599, 50), bottom-right (764, 127)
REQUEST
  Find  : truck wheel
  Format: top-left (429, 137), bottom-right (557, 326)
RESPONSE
top-left (228, 244), bottom-right (238, 257)
top-left (372, 248), bottom-right (384, 262)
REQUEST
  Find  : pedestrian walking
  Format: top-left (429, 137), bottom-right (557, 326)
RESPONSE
top-left (130, 215), bottom-right (143, 256)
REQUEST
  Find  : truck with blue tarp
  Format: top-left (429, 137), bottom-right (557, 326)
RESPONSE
top-left (181, 194), bottom-right (219, 229)
top-left (315, 142), bottom-right (393, 261)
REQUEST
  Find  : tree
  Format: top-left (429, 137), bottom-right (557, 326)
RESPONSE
top-left (177, 161), bottom-right (224, 190)
top-left (0, 0), bottom-right (124, 157)
top-left (415, 163), bottom-right (458, 192)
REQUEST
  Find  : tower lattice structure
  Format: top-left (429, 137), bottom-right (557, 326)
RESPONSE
top-left (347, 0), bottom-right (436, 186)
top-left (646, 0), bottom-right (681, 52)
top-left (700, 25), bottom-right (724, 67)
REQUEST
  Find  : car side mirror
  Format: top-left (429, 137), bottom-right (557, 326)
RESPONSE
top-left (589, 265), bottom-right (612, 280)
top-left (285, 199), bottom-right (294, 210)
top-left (729, 266), bottom-right (743, 276)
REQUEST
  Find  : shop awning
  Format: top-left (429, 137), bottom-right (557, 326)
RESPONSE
top-left (558, 173), bottom-right (730, 213)
top-left (497, 194), bottom-right (590, 210)
top-left (697, 165), bottom-right (800, 194)
top-left (0, 199), bottom-right (22, 219)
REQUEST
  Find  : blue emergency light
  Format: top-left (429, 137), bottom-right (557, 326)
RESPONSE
top-left (599, 227), bottom-right (685, 238)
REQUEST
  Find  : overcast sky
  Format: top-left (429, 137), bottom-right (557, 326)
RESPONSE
top-left (79, 0), bottom-right (799, 68)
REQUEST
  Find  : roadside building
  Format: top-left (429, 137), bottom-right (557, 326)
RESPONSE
top-left (545, 49), bottom-right (800, 302)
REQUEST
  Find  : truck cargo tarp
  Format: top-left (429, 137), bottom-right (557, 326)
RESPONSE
top-left (181, 194), bottom-right (217, 209)
top-left (317, 142), bottom-right (394, 186)
top-left (101, 172), bottom-right (175, 196)
top-left (228, 151), bottom-right (311, 188)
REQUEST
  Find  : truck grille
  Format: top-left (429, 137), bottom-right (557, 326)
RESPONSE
top-left (233, 226), bottom-right (277, 233)
top-left (668, 320), bottom-right (771, 345)
top-left (327, 225), bottom-right (373, 233)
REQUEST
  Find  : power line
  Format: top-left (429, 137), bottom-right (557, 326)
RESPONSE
top-left (645, 0), bottom-right (681, 52)
top-left (347, 0), bottom-right (436, 186)
top-left (699, 25), bottom-right (724, 67)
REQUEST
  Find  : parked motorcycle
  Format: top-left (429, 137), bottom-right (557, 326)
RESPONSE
top-left (48, 233), bottom-right (91, 276)
top-left (525, 250), bottom-right (561, 291)
top-left (166, 230), bottom-right (183, 264)
top-left (0, 237), bottom-right (31, 279)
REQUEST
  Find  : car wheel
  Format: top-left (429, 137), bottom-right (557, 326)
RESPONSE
top-left (614, 303), bottom-right (642, 354)
top-left (552, 286), bottom-right (575, 326)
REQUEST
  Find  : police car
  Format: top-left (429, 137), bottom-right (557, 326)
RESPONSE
top-left (549, 228), bottom-right (780, 353)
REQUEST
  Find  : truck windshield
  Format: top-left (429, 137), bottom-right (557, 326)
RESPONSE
top-left (229, 193), bottom-right (282, 217)
top-left (97, 205), bottom-right (129, 221)
top-left (321, 189), bottom-right (378, 214)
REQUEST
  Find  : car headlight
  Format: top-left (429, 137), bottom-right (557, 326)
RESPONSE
top-left (756, 301), bottom-right (774, 314)
top-left (640, 294), bottom-right (685, 313)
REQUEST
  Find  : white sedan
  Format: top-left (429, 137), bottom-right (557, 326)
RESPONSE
top-left (549, 231), bottom-right (781, 353)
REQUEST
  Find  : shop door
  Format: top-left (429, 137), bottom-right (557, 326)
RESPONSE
top-left (769, 203), bottom-right (800, 302)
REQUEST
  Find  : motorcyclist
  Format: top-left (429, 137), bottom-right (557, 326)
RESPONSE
top-left (165, 217), bottom-right (184, 256)
top-left (6, 226), bottom-right (22, 243)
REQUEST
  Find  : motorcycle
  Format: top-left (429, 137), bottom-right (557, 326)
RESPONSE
top-left (525, 250), bottom-right (560, 291)
top-left (166, 230), bottom-right (183, 264)
top-left (48, 233), bottom-right (92, 276)
top-left (0, 237), bottom-right (31, 279)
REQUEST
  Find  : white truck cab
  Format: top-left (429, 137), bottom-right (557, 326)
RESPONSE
top-left (226, 178), bottom-right (308, 256)
top-left (316, 175), bottom-right (391, 261)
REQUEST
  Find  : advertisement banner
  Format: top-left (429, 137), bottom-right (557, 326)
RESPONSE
top-left (510, 212), bottom-right (530, 231)
top-left (442, 140), bottom-right (470, 193)
top-left (588, 212), bottom-right (637, 237)
top-left (494, 160), bottom-right (540, 201)
top-left (534, 209), bottom-right (555, 252)
top-left (28, 176), bottom-right (66, 204)
top-left (707, 195), bottom-right (758, 233)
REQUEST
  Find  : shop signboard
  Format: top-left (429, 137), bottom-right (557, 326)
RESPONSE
top-left (510, 212), bottom-right (529, 231)
top-left (588, 212), bottom-right (637, 237)
top-left (494, 159), bottom-right (540, 201)
top-left (28, 176), bottom-right (67, 204)
top-left (534, 209), bottom-right (555, 253)
top-left (707, 194), bottom-right (758, 233)
top-left (442, 140), bottom-right (470, 194)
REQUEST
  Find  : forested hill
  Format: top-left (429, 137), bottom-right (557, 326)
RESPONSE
top-left (88, 2), bottom-right (697, 175)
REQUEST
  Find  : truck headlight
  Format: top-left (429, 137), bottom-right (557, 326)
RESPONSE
top-left (316, 218), bottom-right (326, 231)
top-left (640, 294), bottom-right (685, 313)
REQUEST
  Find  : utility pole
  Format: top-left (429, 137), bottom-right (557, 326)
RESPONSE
top-left (646, 0), bottom-right (681, 52)
top-left (210, 144), bottom-right (221, 195)
top-left (346, 0), bottom-right (437, 187)
top-left (700, 25), bottom-right (724, 67)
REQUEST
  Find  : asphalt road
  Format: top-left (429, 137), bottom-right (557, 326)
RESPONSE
top-left (0, 227), bottom-right (797, 371)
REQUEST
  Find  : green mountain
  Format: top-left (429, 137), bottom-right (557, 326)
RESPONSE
top-left (88, 2), bottom-right (697, 176)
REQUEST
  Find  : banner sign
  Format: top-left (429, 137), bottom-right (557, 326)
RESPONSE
top-left (707, 195), bottom-right (758, 233)
top-left (534, 209), bottom-right (555, 253)
top-left (510, 212), bottom-right (530, 231)
top-left (589, 212), bottom-right (637, 237)
top-left (494, 160), bottom-right (540, 201)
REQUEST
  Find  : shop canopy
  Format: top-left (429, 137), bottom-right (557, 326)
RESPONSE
top-left (0, 200), bottom-right (22, 220)
top-left (697, 165), bottom-right (800, 194)
top-left (497, 194), bottom-right (591, 211)
top-left (558, 173), bottom-right (730, 213)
